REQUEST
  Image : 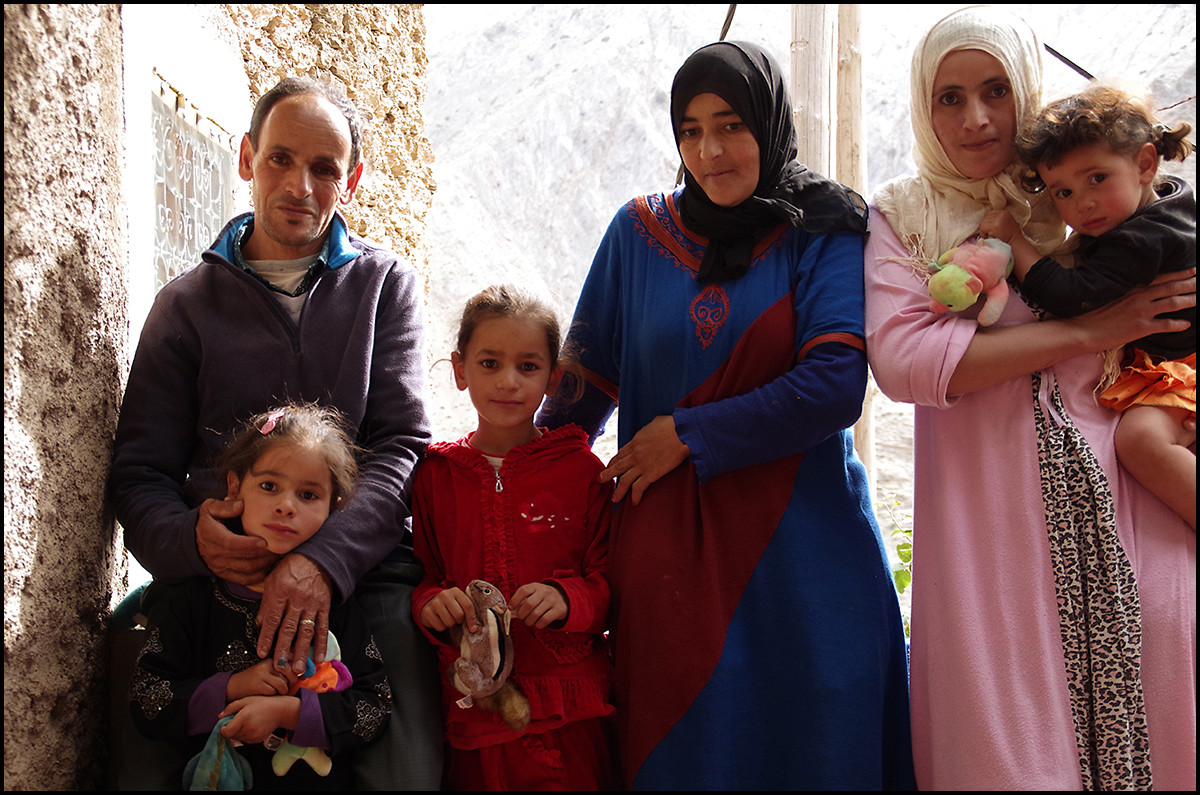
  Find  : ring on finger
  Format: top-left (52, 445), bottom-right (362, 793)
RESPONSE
top-left (299, 618), bottom-right (316, 628)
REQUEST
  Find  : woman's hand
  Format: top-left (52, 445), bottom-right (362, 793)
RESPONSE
top-left (600, 415), bottom-right (690, 505)
top-left (419, 587), bottom-right (478, 634)
top-left (978, 209), bottom-right (1022, 244)
top-left (226, 657), bottom-right (296, 701)
top-left (979, 209), bottom-right (1040, 279)
top-left (1069, 267), bottom-right (1196, 351)
top-left (509, 582), bottom-right (568, 629)
top-left (218, 695), bottom-right (301, 746)
top-left (948, 268), bottom-right (1196, 396)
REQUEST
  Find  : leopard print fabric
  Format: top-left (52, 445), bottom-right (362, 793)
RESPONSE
top-left (1031, 369), bottom-right (1152, 790)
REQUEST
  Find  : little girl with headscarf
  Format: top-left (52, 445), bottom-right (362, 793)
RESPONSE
top-left (864, 5), bottom-right (1196, 790)
top-left (540, 39), bottom-right (915, 791)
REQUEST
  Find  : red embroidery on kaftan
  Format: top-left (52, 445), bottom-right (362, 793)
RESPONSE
top-left (632, 195), bottom-right (701, 272)
top-left (631, 193), bottom-right (790, 349)
top-left (690, 285), bottom-right (729, 349)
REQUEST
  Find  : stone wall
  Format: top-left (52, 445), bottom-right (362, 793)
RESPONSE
top-left (2, 4), bottom-right (431, 788)
top-left (3, 4), bottom-right (128, 788)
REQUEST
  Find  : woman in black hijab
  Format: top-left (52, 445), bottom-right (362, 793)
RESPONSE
top-left (671, 41), bottom-right (867, 283)
top-left (539, 41), bottom-right (914, 790)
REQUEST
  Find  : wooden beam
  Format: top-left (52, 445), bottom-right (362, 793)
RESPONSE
top-left (791, 4), bottom-right (876, 487)
top-left (790, 4), bottom-right (836, 174)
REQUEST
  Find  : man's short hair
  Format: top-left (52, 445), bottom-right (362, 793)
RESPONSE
top-left (249, 77), bottom-right (363, 171)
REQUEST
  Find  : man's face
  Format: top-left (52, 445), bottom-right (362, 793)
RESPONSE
top-left (238, 93), bottom-right (362, 260)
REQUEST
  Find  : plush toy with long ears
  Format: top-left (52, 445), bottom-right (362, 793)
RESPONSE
top-left (927, 238), bottom-right (1014, 326)
top-left (448, 579), bottom-right (531, 731)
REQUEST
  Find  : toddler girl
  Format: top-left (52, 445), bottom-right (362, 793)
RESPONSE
top-left (129, 403), bottom-right (391, 789)
top-left (980, 84), bottom-right (1196, 528)
top-left (411, 285), bottom-right (617, 790)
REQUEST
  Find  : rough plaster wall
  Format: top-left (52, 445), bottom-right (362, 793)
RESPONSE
top-left (222, 3), bottom-right (436, 277)
top-left (3, 4), bottom-right (128, 790)
top-left (1, 6), bottom-right (431, 787)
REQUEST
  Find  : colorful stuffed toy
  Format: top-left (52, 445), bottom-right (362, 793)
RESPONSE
top-left (270, 738), bottom-right (333, 778)
top-left (927, 238), bottom-right (1014, 326)
top-left (271, 631), bottom-right (353, 777)
top-left (448, 579), bottom-right (531, 730)
top-left (185, 633), bottom-right (353, 789)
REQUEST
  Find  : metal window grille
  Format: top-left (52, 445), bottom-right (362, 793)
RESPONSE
top-left (151, 71), bottom-right (237, 291)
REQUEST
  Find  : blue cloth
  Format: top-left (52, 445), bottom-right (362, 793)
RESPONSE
top-left (540, 189), bottom-right (915, 789)
top-left (184, 716), bottom-right (252, 791)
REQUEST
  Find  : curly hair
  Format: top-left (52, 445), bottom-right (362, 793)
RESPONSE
top-left (1016, 84), bottom-right (1194, 192)
top-left (217, 402), bottom-right (361, 509)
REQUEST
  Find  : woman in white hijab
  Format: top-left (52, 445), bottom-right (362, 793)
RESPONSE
top-left (865, 5), bottom-right (1196, 790)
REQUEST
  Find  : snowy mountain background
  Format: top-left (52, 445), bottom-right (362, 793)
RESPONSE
top-left (419, 4), bottom-right (1196, 572)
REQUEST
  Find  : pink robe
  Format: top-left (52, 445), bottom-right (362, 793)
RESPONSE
top-left (865, 214), bottom-right (1196, 790)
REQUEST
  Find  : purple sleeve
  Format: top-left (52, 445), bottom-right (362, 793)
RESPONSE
top-left (187, 677), bottom-right (328, 748)
top-left (186, 672), bottom-right (232, 736)
top-left (289, 689), bottom-right (330, 749)
top-left (110, 296), bottom-right (211, 581)
top-left (293, 263), bottom-right (431, 600)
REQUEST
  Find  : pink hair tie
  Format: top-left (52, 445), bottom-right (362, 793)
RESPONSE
top-left (259, 410), bottom-right (285, 435)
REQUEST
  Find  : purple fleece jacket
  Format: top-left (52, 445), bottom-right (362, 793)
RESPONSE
top-left (110, 212), bottom-right (430, 601)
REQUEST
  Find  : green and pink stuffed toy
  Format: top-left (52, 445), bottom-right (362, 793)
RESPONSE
top-left (927, 238), bottom-right (1014, 326)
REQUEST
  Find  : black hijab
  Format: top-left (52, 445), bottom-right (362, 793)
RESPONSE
top-left (671, 41), bottom-right (868, 283)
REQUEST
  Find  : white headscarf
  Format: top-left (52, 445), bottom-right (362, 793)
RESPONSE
top-left (875, 5), bottom-right (1065, 261)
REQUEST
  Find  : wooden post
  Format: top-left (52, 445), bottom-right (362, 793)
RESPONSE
top-left (835, 4), bottom-right (863, 190)
top-left (790, 4), bottom-right (876, 487)
top-left (790, 4), bottom-right (836, 173)
top-left (836, 4), bottom-right (876, 489)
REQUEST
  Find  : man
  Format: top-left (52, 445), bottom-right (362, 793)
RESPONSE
top-left (111, 77), bottom-right (442, 789)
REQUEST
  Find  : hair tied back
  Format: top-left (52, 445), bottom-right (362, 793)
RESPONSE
top-left (259, 409), bottom-right (285, 435)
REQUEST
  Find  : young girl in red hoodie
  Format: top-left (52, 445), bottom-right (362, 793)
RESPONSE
top-left (411, 285), bottom-right (617, 790)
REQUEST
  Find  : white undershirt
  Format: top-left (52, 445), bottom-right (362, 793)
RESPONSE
top-left (246, 255), bottom-right (319, 324)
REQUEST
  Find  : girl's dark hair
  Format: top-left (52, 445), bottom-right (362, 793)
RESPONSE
top-left (1016, 84), bottom-right (1194, 192)
top-left (456, 284), bottom-right (584, 402)
top-left (217, 402), bottom-right (361, 509)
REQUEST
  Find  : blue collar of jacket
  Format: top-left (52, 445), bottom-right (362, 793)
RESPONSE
top-left (211, 211), bottom-right (360, 272)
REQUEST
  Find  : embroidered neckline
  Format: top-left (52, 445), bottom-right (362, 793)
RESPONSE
top-left (629, 191), bottom-right (794, 349)
top-left (631, 191), bottom-right (789, 277)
